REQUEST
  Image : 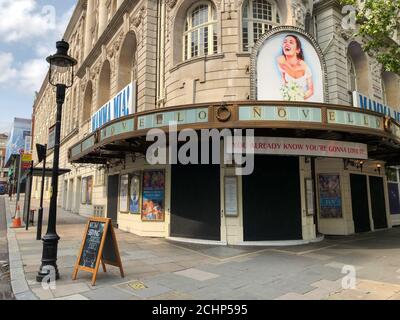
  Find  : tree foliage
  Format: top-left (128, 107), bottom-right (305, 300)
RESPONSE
top-left (340, 0), bottom-right (400, 74)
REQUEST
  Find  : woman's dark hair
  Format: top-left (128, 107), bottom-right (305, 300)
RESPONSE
top-left (282, 34), bottom-right (304, 61)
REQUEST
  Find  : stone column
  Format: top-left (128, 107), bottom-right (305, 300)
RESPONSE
top-left (98, 1), bottom-right (108, 36)
top-left (84, 0), bottom-right (94, 57)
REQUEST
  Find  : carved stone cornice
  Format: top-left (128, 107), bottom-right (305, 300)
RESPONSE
top-left (76, 0), bottom-right (138, 78)
top-left (131, 6), bottom-right (145, 28)
top-left (63, 0), bottom-right (87, 41)
top-left (313, 0), bottom-right (341, 14)
top-left (166, 0), bottom-right (178, 9)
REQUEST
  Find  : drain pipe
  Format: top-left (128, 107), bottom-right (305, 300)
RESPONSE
top-left (311, 157), bottom-right (319, 235)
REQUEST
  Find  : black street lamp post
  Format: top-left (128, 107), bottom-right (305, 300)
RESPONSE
top-left (37, 40), bottom-right (77, 282)
top-left (36, 143), bottom-right (47, 241)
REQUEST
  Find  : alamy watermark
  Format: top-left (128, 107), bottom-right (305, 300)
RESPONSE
top-left (40, 266), bottom-right (57, 290)
top-left (341, 265), bottom-right (357, 290)
top-left (341, 5), bottom-right (357, 31)
top-left (341, 1), bottom-right (371, 32)
top-left (145, 123), bottom-right (255, 175)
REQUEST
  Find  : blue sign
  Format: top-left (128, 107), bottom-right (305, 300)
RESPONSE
top-left (353, 91), bottom-right (400, 122)
top-left (5, 118), bottom-right (31, 165)
top-left (91, 82), bottom-right (136, 132)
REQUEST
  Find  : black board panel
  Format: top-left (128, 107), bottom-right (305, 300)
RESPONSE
top-left (171, 164), bottom-right (221, 241)
top-left (79, 220), bottom-right (105, 269)
top-left (243, 155), bottom-right (302, 241)
top-left (369, 176), bottom-right (388, 229)
top-left (350, 174), bottom-right (371, 233)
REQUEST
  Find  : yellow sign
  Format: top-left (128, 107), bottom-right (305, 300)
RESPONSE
top-left (21, 153), bottom-right (32, 170)
top-left (21, 153), bottom-right (32, 162)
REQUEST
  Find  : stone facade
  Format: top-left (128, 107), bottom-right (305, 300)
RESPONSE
top-left (31, 0), bottom-right (400, 240)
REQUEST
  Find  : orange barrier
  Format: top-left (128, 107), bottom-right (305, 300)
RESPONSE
top-left (11, 217), bottom-right (22, 228)
top-left (11, 204), bottom-right (22, 228)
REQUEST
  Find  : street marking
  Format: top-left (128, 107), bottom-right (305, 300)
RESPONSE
top-left (129, 281), bottom-right (147, 290)
top-left (296, 244), bottom-right (339, 255)
top-left (167, 241), bottom-right (271, 263)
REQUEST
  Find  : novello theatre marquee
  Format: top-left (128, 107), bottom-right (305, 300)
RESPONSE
top-left (69, 27), bottom-right (400, 245)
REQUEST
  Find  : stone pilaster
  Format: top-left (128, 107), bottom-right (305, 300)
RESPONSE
top-left (84, 0), bottom-right (95, 58)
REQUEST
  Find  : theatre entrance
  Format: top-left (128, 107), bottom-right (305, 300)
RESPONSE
top-left (243, 155), bottom-right (302, 241)
top-left (369, 176), bottom-right (388, 229)
top-left (350, 174), bottom-right (371, 233)
top-left (170, 164), bottom-right (221, 241)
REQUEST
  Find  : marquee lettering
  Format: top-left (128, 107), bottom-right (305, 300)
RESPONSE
top-left (176, 112), bottom-right (185, 122)
top-left (347, 113), bottom-right (354, 123)
top-left (302, 109), bottom-right (310, 118)
top-left (253, 107), bottom-right (262, 119)
top-left (198, 111), bottom-right (207, 120)
top-left (277, 107), bottom-right (287, 119)
top-left (156, 114), bottom-right (163, 125)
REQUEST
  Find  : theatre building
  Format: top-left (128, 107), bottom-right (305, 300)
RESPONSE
top-left (31, 0), bottom-right (400, 245)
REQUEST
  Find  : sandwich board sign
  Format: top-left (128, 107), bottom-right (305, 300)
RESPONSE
top-left (72, 217), bottom-right (124, 286)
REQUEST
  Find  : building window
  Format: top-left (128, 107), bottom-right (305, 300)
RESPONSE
top-left (347, 54), bottom-right (357, 92)
top-left (382, 71), bottom-right (400, 108)
top-left (95, 167), bottom-right (105, 186)
top-left (81, 176), bottom-right (93, 205)
top-left (242, 0), bottom-right (281, 51)
top-left (347, 54), bottom-right (357, 105)
top-left (183, 3), bottom-right (217, 61)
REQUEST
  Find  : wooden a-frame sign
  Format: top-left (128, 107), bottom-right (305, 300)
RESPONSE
top-left (72, 217), bottom-right (124, 286)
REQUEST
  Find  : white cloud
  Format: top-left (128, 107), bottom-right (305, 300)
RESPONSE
top-left (18, 58), bottom-right (48, 92)
top-left (0, 1), bottom-right (76, 95)
top-left (0, 0), bottom-right (57, 42)
top-left (0, 53), bottom-right (47, 93)
top-left (0, 52), bottom-right (17, 84)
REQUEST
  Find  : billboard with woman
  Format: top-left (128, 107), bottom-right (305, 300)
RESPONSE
top-left (255, 29), bottom-right (325, 103)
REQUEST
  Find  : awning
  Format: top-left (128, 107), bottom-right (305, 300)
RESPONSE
top-left (68, 101), bottom-right (400, 165)
top-left (21, 168), bottom-right (71, 181)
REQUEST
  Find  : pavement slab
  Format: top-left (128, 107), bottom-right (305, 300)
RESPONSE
top-left (6, 196), bottom-right (400, 300)
top-left (174, 268), bottom-right (220, 282)
top-left (82, 286), bottom-right (134, 300)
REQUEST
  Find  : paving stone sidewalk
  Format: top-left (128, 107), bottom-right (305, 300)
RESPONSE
top-left (5, 196), bottom-right (400, 300)
top-left (0, 197), bottom-right (13, 300)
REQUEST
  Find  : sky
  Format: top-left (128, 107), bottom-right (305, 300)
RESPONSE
top-left (0, 0), bottom-right (77, 134)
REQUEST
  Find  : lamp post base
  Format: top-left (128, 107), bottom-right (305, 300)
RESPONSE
top-left (36, 233), bottom-right (60, 282)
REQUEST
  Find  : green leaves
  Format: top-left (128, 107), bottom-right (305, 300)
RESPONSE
top-left (339, 0), bottom-right (400, 74)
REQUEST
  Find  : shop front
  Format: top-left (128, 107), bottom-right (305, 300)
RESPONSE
top-left (68, 99), bottom-right (400, 245)
top-left (68, 27), bottom-right (400, 245)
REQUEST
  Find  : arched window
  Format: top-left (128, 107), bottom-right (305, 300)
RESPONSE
top-left (82, 82), bottom-right (93, 123)
top-left (242, 0), bottom-right (281, 51)
top-left (347, 42), bottom-right (370, 98)
top-left (347, 54), bottom-right (357, 93)
top-left (183, 3), bottom-right (217, 60)
top-left (97, 60), bottom-right (111, 109)
top-left (117, 32), bottom-right (137, 91)
top-left (382, 71), bottom-right (400, 107)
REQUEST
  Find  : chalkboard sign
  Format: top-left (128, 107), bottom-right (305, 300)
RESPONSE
top-left (72, 217), bottom-right (124, 286)
top-left (79, 220), bottom-right (105, 268)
